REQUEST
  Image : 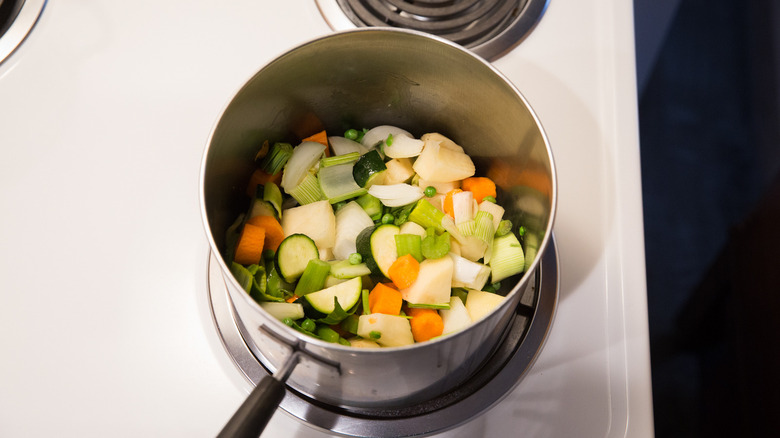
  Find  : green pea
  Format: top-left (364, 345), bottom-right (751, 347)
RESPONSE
top-left (369, 330), bottom-right (382, 340)
top-left (282, 318), bottom-right (294, 327)
top-left (424, 186), bottom-right (437, 197)
top-left (345, 129), bottom-right (359, 140)
top-left (482, 196), bottom-right (497, 203)
top-left (381, 213), bottom-right (394, 224)
top-left (348, 252), bottom-right (363, 265)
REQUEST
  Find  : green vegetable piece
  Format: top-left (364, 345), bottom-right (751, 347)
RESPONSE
top-left (340, 314), bottom-right (360, 335)
top-left (408, 199), bottom-right (445, 233)
top-left (259, 142), bottom-right (293, 175)
top-left (361, 289), bottom-right (370, 315)
top-left (407, 302), bottom-right (451, 310)
top-left (355, 193), bottom-right (383, 221)
top-left (317, 326), bottom-right (341, 343)
top-left (381, 213), bottom-right (394, 224)
top-left (321, 151), bottom-right (360, 167)
top-left (386, 133), bottom-right (394, 146)
top-left (495, 219), bottom-right (513, 237)
top-left (316, 297), bottom-right (357, 325)
top-left (452, 287), bottom-right (469, 304)
top-left (421, 227), bottom-right (450, 259)
top-left (301, 318), bottom-right (317, 333)
top-left (482, 196), bottom-right (497, 203)
top-left (352, 149), bottom-right (387, 188)
top-left (395, 233), bottom-right (423, 262)
top-left (344, 129), bottom-right (359, 140)
top-left (293, 258), bottom-right (331, 296)
top-left (348, 253), bottom-right (363, 265)
top-left (369, 330), bottom-right (382, 340)
top-left (338, 337), bottom-right (351, 346)
top-left (263, 182), bottom-right (283, 217)
top-left (424, 186), bottom-right (436, 197)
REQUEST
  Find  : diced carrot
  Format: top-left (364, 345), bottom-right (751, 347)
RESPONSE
top-left (443, 189), bottom-right (462, 218)
top-left (387, 254), bottom-right (420, 289)
top-left (286, 294), bottom-right (300, 303)
top-left (234, 223), bottom-right (266, 265)
top-left (246, 168), bottom-right (282, 197)
top-left (408, 308), bottom-right (444, 342)
top-left (246, 215), bottom-right (285, 251)
top-left (461, 176), bottom-right (497, 203)
top-left (302, 130), bottom-right (330, 156)
top-left (368, 283), bottom-right (403, 315)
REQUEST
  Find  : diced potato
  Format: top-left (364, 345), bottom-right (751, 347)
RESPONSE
top-left (413, 135), bottom-right (475, 182)
top-left (281, 200), bottom-right (336, 249)
top-left (357, 314), bottom-right (414, 347)
top-left (465, 290), bottom-right (505, 322)
top-left (421, 133), bottom-right (465, 153)
top-left (416, 178), bottom-right (460, 195)
top-left (383, 158), bottom-right (416, 185)
top-left (439, 296), bottom-right (472, 335)
top-left (400, 256), bottom-right (453, 305)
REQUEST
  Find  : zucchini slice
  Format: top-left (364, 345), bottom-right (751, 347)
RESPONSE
top-left (305, 277), bottom-right (362, 314)
top-left (275, 234), bottom-right (320, 283)
top-left (352, 149), bottom-right (387, 188)
top-left (355, 224), bottom-right (400, 278)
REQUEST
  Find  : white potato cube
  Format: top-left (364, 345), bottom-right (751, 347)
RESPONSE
top-left (281, 200), bottom-right (336, 249)
top-left (401, 256), bottom-right (453, 305)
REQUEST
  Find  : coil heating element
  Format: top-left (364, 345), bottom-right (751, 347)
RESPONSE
top-left (325, 0), bottom-right (549, 60)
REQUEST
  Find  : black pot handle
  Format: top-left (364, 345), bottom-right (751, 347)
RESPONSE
top-left (218, 352), bottom-right (300, 438)
top-left (217, 375), bottom-right (286, 438)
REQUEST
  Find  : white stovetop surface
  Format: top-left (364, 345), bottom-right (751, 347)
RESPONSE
top-left (0, 1), bottom-right (653, 437)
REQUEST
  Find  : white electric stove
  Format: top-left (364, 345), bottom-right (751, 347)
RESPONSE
top-left (0, 1), bottom-right (653, 437)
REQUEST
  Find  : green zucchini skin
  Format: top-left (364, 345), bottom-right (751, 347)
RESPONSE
top-left (355, 224), bottom-right (400, 277)
top-left (352, 149), bottom-right (387, 187)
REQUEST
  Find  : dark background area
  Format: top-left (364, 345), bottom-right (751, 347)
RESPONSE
top-left (635, 0), bottom-right (780, 436)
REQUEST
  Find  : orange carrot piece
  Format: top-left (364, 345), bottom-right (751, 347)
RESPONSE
top-left (408, 308), bottom-right (444, 342)
top-left (246, 215), bottom-right (285, 251)
top-left (234, 223), bottom-right (266, 265)
top-left (442, 189), bottom-right (462, 218)
top-left (368, 283), bottom-right (403, 315)
top-left (286, 294), bottom-right (300, 303)
top-left (246, 168), bottom-right (282, 197)
top-left (302, 130), bottom-right (330, 156)
top-left (387, 254), bottom-right (420, 289)
top-left (461, 176), bottom-right (497, 203)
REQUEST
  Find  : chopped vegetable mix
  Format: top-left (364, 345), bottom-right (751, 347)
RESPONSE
top-left (226, 125), bottom-right (530, 347)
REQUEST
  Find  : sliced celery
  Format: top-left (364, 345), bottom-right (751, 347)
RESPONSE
top-left (395, 233), bottom-right (423, 262)
top-left (474, 211), bottom-right (495, 263)
top-left (421, 227), bottom-right (450, 259)
top-left (293, 259), bottom-right (331, 296)
top-left (495, 219), bottom-right (513, 237)
top-left (259, 142), bottom-right (293, 175)
top-left (407, 302), bottom-right (451, 310)
top-left (408, 199), bottom-right (445, 232)
top-left (457, 219), bottom-right (476, 236)
top-left (321, 152), bottom-right (360, 167)
top-left (489, 232), bottom-right (525, 283)
top-left (289, 172), bottom-right (323, 205)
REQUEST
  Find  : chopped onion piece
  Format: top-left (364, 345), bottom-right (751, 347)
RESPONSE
top-left (383, 135), bottom-right (424, 158)
top-left (361, 125), bottom-right (413, 149)
top-left (280, 141), bottom-right (326, 192)
top-left (329, 136), bottom-right (368, 156)
top-left (367, 183), bottom-right (424, 207)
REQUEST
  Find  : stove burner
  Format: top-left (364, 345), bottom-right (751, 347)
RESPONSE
top-left (317, 0), bottom-right (550, 60)
top-left (208, 238), bottom-right (558, 437)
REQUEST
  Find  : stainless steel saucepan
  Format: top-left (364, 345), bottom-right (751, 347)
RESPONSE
top-left (200, 28), bottom-right (556, 437)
